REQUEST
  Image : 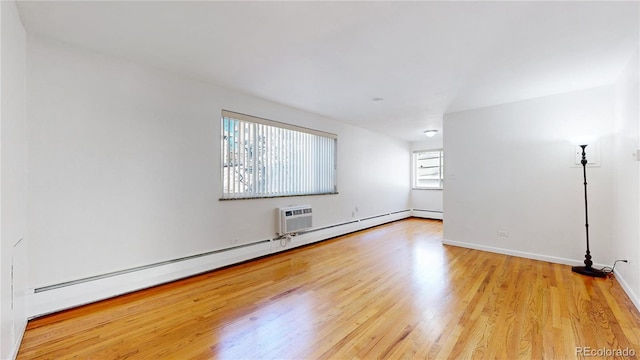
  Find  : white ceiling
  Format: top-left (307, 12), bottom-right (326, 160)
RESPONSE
top-left (16, 1), bottom-right (639, 142)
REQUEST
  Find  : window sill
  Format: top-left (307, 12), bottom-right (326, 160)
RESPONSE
top-left (412, 187), bottom-right (443, 191)
top-left (220, 192), bottom-right (339, 201)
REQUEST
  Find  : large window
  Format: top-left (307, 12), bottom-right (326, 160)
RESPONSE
top-left (413, 149), bottom-right (444, 189)
top-left (221, 110), bottom-right (337, 199)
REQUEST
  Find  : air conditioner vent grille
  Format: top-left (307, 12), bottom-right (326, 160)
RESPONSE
top-left (278, 205), bottom-right (313, 235)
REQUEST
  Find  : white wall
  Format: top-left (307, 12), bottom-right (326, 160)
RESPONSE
top-left (0, 0), bottom-right (28, 358)
top-left (26, 37), bottom-right (410, 315)
top-left (443, 86), bottom-right (615, 267)
top-left (613, 48), bottom-right (640, 308)
top-left (410, 138), bottom-right (443, 219)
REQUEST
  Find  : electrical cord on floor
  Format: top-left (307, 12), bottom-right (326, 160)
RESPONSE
top-left (600, 259), bottom-right (628, 276)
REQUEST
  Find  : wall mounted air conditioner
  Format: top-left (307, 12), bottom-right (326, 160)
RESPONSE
top-left (278, 205), bottom-right (313, 235)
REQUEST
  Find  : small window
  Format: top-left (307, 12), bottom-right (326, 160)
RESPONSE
top-left (221, 110), bottom-right (337, 199)
top-left (413, 149), bottom-right (443, 189)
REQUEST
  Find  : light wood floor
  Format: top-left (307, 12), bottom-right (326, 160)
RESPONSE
top-left (17, 218), bottom-right (640, 359)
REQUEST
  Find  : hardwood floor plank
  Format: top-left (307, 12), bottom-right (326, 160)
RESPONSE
top-left (17, 219), bottom-right (640, 359)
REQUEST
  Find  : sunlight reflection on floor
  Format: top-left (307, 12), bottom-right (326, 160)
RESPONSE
top-left (215, 293), bottom-right (316, 358)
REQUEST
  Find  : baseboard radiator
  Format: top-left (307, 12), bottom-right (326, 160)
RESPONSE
top-left (411, 208), bottom-right (443, 220)
top-left (29, 209), bottom-right (411, 318)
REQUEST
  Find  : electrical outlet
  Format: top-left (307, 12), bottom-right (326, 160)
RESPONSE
top-left (231, 238), bottom-right (239, 244)
top-left (497, 230), bottom-right (509, 237)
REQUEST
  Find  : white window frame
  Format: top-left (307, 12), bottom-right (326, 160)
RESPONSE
top-left (221, 110), bottom-right (338, 200)
top-left (413, 149), bottom-right (444, 190)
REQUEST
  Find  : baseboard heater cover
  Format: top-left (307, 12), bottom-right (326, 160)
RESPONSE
top-left (412, 209), bottom-right (443, 213)
top-left (37, 210), bottom-right (413, 292)
top-left (35, 239), bottom-right (272, 293)
top-left (390, 209), bottom-right (411, 215)
top-left (295, 209), bottom-right (411, 235)
top-left (30, 210), bottom-right (412, 317)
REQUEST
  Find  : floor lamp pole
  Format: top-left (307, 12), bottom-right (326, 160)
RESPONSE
top-left (572, 144), bottom-right (606, 278)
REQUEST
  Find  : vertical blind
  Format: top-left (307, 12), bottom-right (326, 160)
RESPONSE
top-left (221, 110), bottom-right (337, 199)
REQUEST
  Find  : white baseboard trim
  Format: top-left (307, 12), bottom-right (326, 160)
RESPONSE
top-left (443, 238), bottom-right (640, 314)
top-left (442, 238), bottom-right (607, 269)
top-left (411, 209), bottom-right (443, 220)
top-left (9, 321), bottom-right (27, 360)
top-left (611, 271), bottom-right (640, 313)
top-left (28, 210), bottom-right (411, 319)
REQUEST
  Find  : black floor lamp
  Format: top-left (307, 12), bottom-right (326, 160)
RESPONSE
top-left (571, 144), bottom-right (606, 278)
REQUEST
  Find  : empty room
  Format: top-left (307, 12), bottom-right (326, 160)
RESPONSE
top-left (2, 1), bottom-right (640, 359)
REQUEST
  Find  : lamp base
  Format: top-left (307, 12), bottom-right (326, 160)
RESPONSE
top-left (572, 266), bottom-right (607, 278)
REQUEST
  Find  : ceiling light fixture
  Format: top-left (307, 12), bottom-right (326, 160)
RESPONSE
top-left (423, 130), bottom-right (438, 137)
top-left (372, 97), bottom-right (384, 102)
